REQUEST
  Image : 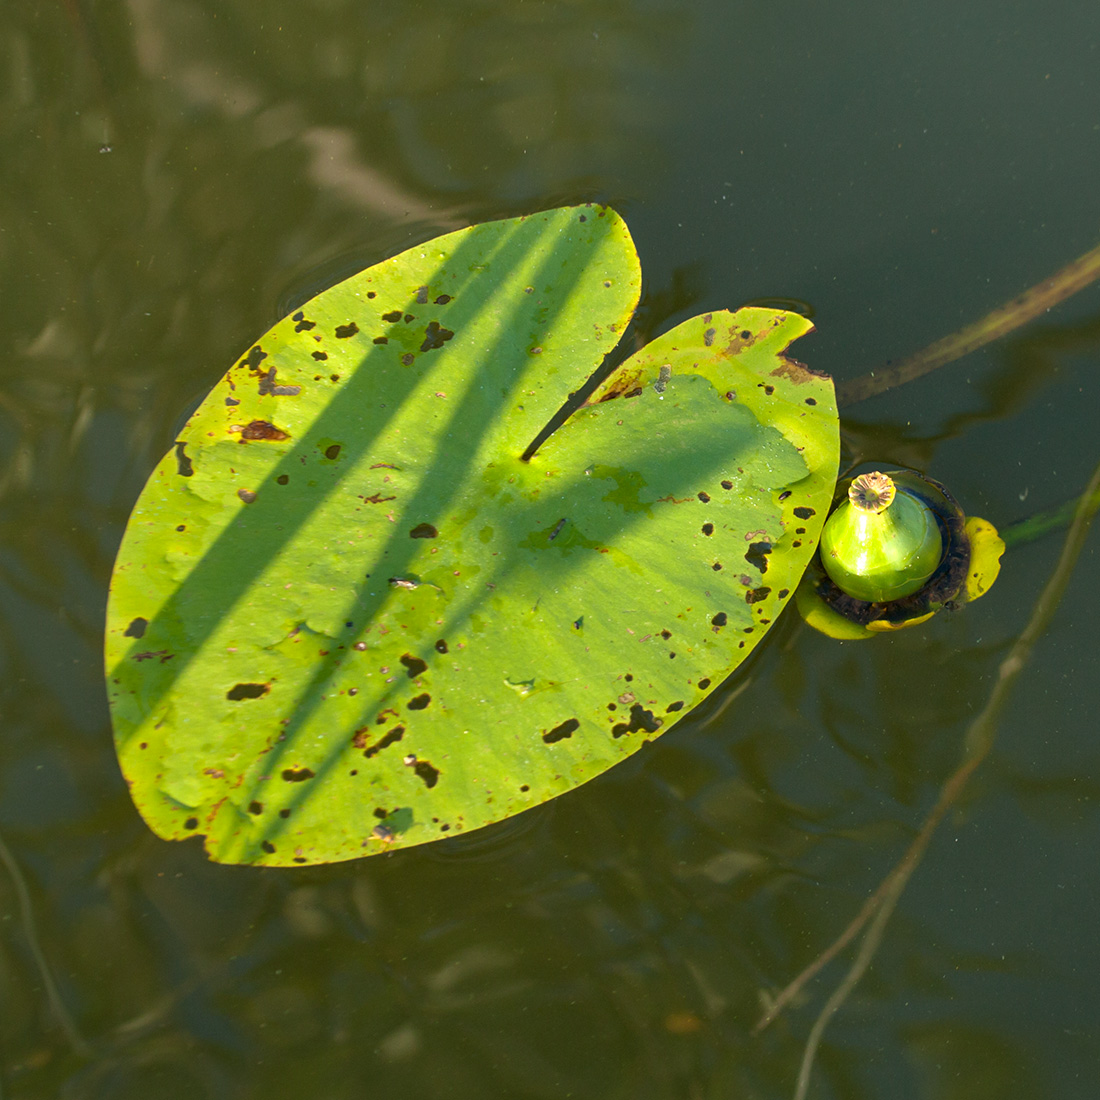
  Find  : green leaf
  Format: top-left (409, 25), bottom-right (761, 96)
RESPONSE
top-left (106, 206), bottom-right (839, 866)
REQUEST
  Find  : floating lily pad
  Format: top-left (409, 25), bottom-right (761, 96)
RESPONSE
top-left (106, 206), bottom-right (839, 865)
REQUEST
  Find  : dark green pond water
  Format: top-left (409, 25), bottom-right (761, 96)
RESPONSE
top-left (4, 1), bottom-right (1100, 1097)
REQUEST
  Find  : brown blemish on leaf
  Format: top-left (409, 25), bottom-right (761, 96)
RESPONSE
top-left (409, 523), bottom-right (438, 539)
top-left (363, 492), bottom-right (396, 504)
top-left (240, 420), bottom-right (289, 441)
top-left (248, 801), bottom-right (263, 815)
top-left (407, 693), bottom-right (431, 711)
top-left (792, 506), bottom-right (816, 519)
top-left (770, 356), bottom-right (830, 384)
top-left (335, 322), bottom-right (359, 338)
top-left (381, 309), bottom-right (403, 322)
top-left (237, 489), bottom-right (257, 504)
top-left (746, 586), bottom-right (772, 604)
top-left (592, 366), bottom-right (646, 403)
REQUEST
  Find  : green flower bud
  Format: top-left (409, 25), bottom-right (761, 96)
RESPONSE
top-left (819, 471), bottom-right (944, 603)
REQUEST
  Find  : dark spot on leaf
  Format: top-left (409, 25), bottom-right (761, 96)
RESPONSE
top-left (335, 322), bottom-right (359, 338)
top-left (763, 385), bottom-right (775, 395)
top-left (276, 474), bottom-right (289, 485)
top-left (174, 441), bottom-right (194, 476)
top-left (712, 562), bottom-right (723, 571)
top-left (240, 420), bottom-right (289, 441)
top-left (404, 314), bottom-right (414, 323)
top-left (258, 367), bottom-right (302, 396)
top-left (367, 291), bottom-right (376, 299)
top-left (435, 294), bottom-right (452, 305)
top-left (793, 506), bottom-right (816, 519)
top-left (262, 841), bottom-right (276, 853)
top-left (611, 705), bottom-right (663, 738)
top-left (579, 214), bottom-right (587, 222)
top-left (414, 760), bottom-right (440, 788)
top-left (226, 682), bottom-right (269, 700)
top-left (364, 726), bottom-right (405, 757)
top-left (184, 817), bottom-right (199, 830)
top-left (778, 490), bottom-right (792, 502)
top-left (625, 674), bottom-right (633, 681)
top-left (698, 678), bottom-right (712, 690)
top-left (711, 612), bottom-right (728, 627)
top-left (401, 353), bottom-right (416, 366)
top-left (420, 321), bottom-right (454, 352)
top-left (330, 374), bottom-right (340, 382)
top-left (237, 489), bottom-right (257, 504)
top-left (363, 492), bottom-right (396, 504)
top-left (416, 286), bottom-right (429, 304)
top-left (434, 639), bottom-right (448, 654)
top-left (702, 523), bottom-right (714, 536)
top-left (381, 309), bottom-right (403, 322)
top-left (660, 629), bottom-right (672, 639)
top-left (279, 808), bottom-right (291, 818)
top-left (312, 351), bottom-right (328, 360)
top-left (745, 542), bottom-right (772, 572)
top-left (409, 523), bottom-right (437, 539)
top-left (779, 588), bottom-right (790, 599)
top-left (324, 443), bottom-right (341, 460)
top-left (795, 527), bottom-right (806, 535)
top-left (704, 327), bottom-right (715, 346)
top-left (176, 524), bottom-right (185, 531)
top-left (241, 346), bottom-right (268, 370)
top-left (520, 784), bottom-right (530, 792)
top-left (294, 317), bottom-right (316, 333)
top-left (400, 653), bottom-right (427, 678)
top-left (624, 387), bottom-right (643, 397)
top-left (225, 396), bottom-right (240, 406)
top-left (373, 808), bottom-right (388, 820)
top-left (248, 801), bottom-right (263, 815)
top-left (698, 491), bottom-right (711, 503)
top-left (721, 479), bottom-right (733, 490)
top-left (372, 337), bottom-right (389, 346)
top-left (741, 329), bottom-right (752, 339)
top-left (125, 617), bottom-right (148, 638)
top-left (746, 587), bottom-right (771, 604)
top-left (666, 701), bottom-right (684, 712)
top-left (543, 717), bottom-right (580, 743)
top-left (805, 397), bottom-right (817, 405)
top-left (407, 694), bottom-right (431, 711)
top-left (669, 652), bottom-right (676, 658)
top-left (282, 767), bottom-right (314, 782)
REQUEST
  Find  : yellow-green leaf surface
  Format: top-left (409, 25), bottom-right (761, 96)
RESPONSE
top-left (106, 206), bottom-right (839, 865)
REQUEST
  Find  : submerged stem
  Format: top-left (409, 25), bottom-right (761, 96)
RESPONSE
top-left (837, 238), bottom-right (1100, 407)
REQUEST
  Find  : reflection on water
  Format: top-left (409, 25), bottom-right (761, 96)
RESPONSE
top-left (4, 0), bottom-right (1100, 1097)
